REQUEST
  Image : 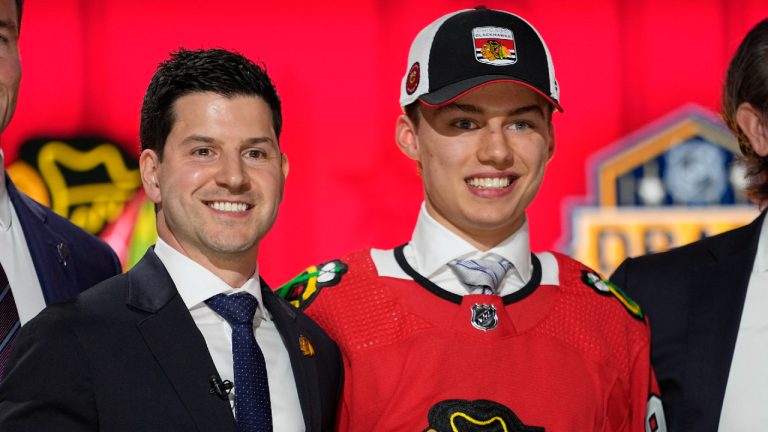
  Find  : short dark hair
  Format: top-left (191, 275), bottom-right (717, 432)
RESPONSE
top-left (15, 0), bottom-right (22, 32)
top-left (139, 48), bottom-right (282, 158)
top-left (723, 19), bottom-right (768, 204)
top-left (404, 101), bottom-right (421, 127)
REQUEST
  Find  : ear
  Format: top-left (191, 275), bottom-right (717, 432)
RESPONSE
top-left (395, 114), bottom-right (420, 161)
top-left (280, 151), bottom-right (289, 179)
top-left (547, 123), bottom-right (556, 161)
top-left (736, 102), bottom-right (768, 157)
top-left (139, 149), bottom-right (162, 204)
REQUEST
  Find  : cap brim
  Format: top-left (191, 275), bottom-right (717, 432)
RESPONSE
top-left (419, 76), bottom-right (563, 112)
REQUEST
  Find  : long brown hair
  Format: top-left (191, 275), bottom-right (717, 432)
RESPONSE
top-left (723, 19), bottom-right (768, 205)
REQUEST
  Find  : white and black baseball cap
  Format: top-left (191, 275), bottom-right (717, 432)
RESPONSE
top-left (400, 7), bottom-right (562, 112)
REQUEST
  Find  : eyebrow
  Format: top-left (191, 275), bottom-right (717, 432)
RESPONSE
top-left (181, 135), bottom-right (275, 146)
top-left (436, 103), bottom-right (545, 118)
top-left (0, 19), bottom-right (19, 37)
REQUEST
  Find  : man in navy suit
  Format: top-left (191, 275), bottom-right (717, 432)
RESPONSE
top-left (0, 47), bottom-right (342, 431)
top-left (0, 0), bottom-right (121, 380)
top-left (610, 19), bottom-right (768, 432)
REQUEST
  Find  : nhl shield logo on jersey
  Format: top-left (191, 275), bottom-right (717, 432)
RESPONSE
top-left (423, 399), bottom-right (544, 432)
top-left (276, 259), bottom-right (349, 310)
top-left (473, 26), bottom-right (517, 65)
top-left (581, 270), bottom-right (644, 321)
top-left (471, 304), bottom-right (499, 331)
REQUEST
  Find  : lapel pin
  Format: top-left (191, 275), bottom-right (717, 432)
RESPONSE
top-left (299, 335), bottom-right (315, 357)
top-left (57, 242), bottom-right (70, 266)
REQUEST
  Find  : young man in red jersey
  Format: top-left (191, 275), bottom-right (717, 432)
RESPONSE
top-left (281, 7), bottom-right (666, 431)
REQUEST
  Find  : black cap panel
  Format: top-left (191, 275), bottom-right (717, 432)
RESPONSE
top-left (427, 9), bottom-right (552, 102)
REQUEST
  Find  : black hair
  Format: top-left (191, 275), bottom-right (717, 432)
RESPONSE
top-left (139, 48), bottom-right (282, 158)
top-left (15, 0), bottom-right (22, 32)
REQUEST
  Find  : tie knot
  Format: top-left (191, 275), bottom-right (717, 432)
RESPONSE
top-left (448, 255), bottom-right (513, 295)
top-left (205, 292), bottom-right (259, 325)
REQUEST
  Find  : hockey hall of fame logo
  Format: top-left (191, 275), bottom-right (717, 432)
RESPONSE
top-left (471, 304), bottom-right (498, 331)
top-left (560, 106), bottom-right (758, 277)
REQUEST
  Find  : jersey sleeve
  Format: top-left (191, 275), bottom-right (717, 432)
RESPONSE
top-left (629, 326), bottom-right (668, 432)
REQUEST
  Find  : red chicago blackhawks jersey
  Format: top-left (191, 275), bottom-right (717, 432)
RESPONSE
top-left (279, 247), bottom-right (666, 432)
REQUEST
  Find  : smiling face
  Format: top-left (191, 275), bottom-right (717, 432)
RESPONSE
top-left (396, 82), bottom-right (554, 251)
top-left (140, 92), bottom-right (288, 284)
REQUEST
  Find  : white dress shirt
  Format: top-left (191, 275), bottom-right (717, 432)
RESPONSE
top-left (154, 239), bottom-right (304, 432)
top-left (718, 215), bottom-right (768, 431)
top-left (374, 203), bottom-right (559, 291)
top-left (0, 151), bottom-right (47, 325)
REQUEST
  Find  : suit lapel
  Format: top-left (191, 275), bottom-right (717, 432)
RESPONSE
top-left (261, 280), bottom-right (321, 431)
top-left (681, 212), bottom-right (764, 431)
top-left (129, 250), bottom-right (237, 432)
top-left (6, 175), bottom-right (77, 305)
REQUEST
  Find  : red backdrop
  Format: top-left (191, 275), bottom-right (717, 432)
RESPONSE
top-left (3, 0), bottom-right (767, 283)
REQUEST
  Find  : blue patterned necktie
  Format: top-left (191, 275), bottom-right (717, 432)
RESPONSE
top-left (0, 261), bottom-right (20, 381)
top-left (206, 292), bottom-right (272, 432)
top-left (448, 255), bottom-right (513, 295)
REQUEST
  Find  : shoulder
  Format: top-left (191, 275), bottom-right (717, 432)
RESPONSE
top-left (44, 208), bottom-right (117, 256)
top-left (12, 184), bottom-right (120, 270)
top-left (609, 222), bottom-right (755, 303)
top-left (264, 289), bottom-right (341, 358)
top-left (619, 219), bottom-right (756, 274)
top-left (528, 253), bottom-right (651, 376)
top-left (276, 248), bottom-right (374, 311)
top-left (551, 251), bottom-right (646, 323)
top-left (37, 273), bottom-right (131, 325)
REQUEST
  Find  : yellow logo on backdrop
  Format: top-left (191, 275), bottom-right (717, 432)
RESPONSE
top-left (8, 137), bottom-right (155, 269)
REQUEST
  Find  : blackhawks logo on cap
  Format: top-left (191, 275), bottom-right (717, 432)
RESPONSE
top-left (473, 26), bottom-right (517, 66)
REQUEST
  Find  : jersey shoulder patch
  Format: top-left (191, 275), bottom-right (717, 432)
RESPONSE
top-left (580, 270), bottom-right (644, 321)
top-left (275, 259), bottom-right (348, 310)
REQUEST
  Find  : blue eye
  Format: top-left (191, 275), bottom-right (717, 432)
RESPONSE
top-left (510, 121), bottom-right (532, 131)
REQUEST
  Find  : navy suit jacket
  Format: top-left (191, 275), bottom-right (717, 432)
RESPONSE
top-left (0, 249), bottom-right (343, 431)
top-left (5, 174), bottom-right (122, 305)
top-left (610, 211), bottom-right (765, 432)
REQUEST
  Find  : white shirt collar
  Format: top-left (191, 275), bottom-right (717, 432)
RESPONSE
top-left (410, 202), bottom-right (532, 281)
top-left (153, 238), bottom-right (269, 320)
top-left (0, 150), bottom-right (12, 232)
top-left (754, 213), bottom-right (768, 273)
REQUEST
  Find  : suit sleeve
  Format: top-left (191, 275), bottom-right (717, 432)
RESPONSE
top-left (0, 309), bottom-right (97, 431)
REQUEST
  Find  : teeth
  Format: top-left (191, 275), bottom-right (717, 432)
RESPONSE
top-left (467, 177), bottom-right (511, 189)
top-left (209, 201), bottom-right (248, 212)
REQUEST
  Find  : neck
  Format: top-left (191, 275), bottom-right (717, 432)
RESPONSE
top-left (158, 236), bottom-right (259, 288)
